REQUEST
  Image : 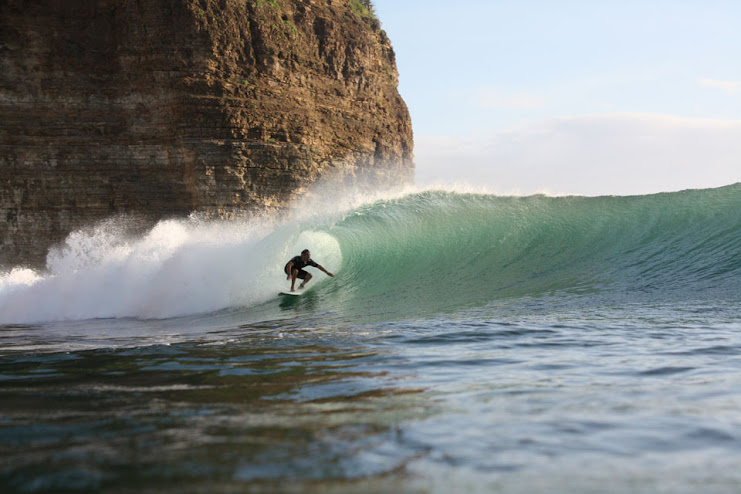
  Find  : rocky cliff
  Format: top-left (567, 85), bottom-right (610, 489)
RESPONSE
top-left (0, 0), bottom-right (414, 267)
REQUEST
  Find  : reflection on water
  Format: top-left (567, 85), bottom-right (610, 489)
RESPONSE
top-left (0, 329), bottom-right (429, 492)
top-left (5, 299), bottom-right (741, 493)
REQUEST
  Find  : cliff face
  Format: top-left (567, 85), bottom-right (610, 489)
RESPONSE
top-left (0, 0), bottom-right (414, 267)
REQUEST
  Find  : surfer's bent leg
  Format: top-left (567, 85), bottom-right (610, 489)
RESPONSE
top-left (299, 272), bottom-right (312, 289)
top-left (290, 268), bottom-right (301, 291)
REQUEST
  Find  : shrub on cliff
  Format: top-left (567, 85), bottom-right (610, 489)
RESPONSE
top-left (350, 0), bottom-right (375, 18)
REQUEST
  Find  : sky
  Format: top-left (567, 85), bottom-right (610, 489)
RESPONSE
top-left (371, 0), bottom-right (741, 196)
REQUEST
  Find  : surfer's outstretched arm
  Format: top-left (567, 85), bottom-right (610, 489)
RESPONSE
top-left (318, 264), bottom-right (334, 277)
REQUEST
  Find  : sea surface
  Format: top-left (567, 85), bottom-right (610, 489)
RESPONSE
top-left (2, 184), bottom-right (741, 493)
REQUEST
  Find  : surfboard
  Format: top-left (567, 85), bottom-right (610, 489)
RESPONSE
top-left (279, 291), bottom-right (302, 296)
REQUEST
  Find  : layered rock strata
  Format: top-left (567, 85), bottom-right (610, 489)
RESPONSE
top-left (0, 0), bottom-right (413, 267)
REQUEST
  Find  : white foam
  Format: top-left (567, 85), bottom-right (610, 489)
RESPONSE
top-left (1, 178), bottom-right (475, 324)
top-left (0, 212), bottom-right (343, 324)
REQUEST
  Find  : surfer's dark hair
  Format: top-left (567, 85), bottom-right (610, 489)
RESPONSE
top-left (301, 249), bottom-right (310, 255)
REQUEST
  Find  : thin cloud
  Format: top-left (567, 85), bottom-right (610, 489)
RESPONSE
top-left (697, 78), bottom-right (741, 94)
top-left (415, 113), bottom-right (741, 196)
top-left (475, 87), bottom-right (546, 109)
top-left (451, 86), bottom-right (546, 109)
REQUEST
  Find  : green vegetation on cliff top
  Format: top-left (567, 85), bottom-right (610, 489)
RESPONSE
top-left (350, 0), bottom-right (375, 18)
top-left (250, 0), bottom-right (378, 27)
top-left (251, 0), bottom-right (375, 18)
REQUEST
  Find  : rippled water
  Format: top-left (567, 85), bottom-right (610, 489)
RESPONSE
top-left (3, 298), bottom-right (741, 493)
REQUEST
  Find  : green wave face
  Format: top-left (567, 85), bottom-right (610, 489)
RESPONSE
top-left (2, 184), bottom-right (739, 325)
top-left (312, 184), bottom-right (741, 320)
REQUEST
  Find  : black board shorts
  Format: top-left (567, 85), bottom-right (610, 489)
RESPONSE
top-left (285, 264), bottom-right (309, 279)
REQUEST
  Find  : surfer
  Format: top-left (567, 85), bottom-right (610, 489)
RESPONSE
top-left (284, 249), bottom-right (334, 292)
